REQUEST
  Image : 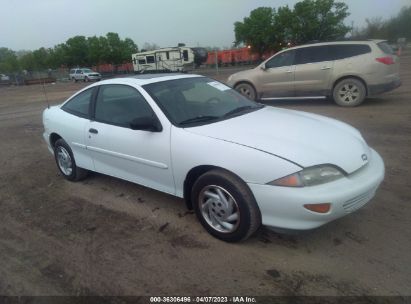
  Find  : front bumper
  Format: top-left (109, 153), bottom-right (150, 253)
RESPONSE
top-left (248, 148), bottom-right (385, 230)
top-left (86, 75), bottom-right (101, 81)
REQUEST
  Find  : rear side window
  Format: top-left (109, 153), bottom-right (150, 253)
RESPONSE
top-left (95, 85), bottom-right (154, 128)
top-left (295, 46), bottom-right (330, 64)
top-left (377, 42), bottom-right (394, 55)
top-left (329, 44), bottom-right (371, 60)
top-left (62, 88), bottom-right (93, 118)
top-left (146, 56), bottom-right (155, 64)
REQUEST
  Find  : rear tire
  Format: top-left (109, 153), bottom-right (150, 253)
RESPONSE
top-left (234, 83), bottom-right (257, 101)
top-left (333, 78), bottom-right (366, 107)
top-left (54, 139), bottom-right (88, 182)
top-left (191, 169), bottom-right (261, 242)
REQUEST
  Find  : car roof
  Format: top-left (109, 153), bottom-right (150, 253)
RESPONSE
top-left (95, 73), bottom-right (203, 86)
top-left (286, 39), bottom-right (386, 51)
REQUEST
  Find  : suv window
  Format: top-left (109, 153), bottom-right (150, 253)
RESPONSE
top-left (95, 85), bottom-right (154, 128)
top-left (295, 46), bottom-right (330, 64)
top-left (328, 44), bottom-right (371, 60)
top-left (377, 42), bottom-right (394, 55)
top-left (62, 88), bottom-right (93, 118)
top-left (70, 69), bottom-right (75, 74)
top-left (266, 50), bottom-right (295, 68)
top-left (75, 70), bottom-right (82, 74)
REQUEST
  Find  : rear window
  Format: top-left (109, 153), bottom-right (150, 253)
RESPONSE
top-left (62, 88), bottom-right (94, 118)
top-left (329, 44), bottom-right (371, 60)
top-left (377, 42), bottom-right (394, 55)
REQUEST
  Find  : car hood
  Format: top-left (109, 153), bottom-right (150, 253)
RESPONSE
top-left (185, 107), bottom-right (371, 174)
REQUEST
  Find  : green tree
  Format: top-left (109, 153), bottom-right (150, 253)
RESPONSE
top-left (0, 48), bottom-right (19, 73)
top-left (234, 0), bottom-right (351, 53)
top-left (283, 0), bottom-right (350, 43)
top-left (234, 7), bottom-right (276, 55)
top-left (352, 6), bottom-right (410, 41)
top-left (65, 35), bottom-right (88, 67)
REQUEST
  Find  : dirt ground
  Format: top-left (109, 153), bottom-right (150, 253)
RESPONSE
top-left (0, 53), bottom-right (410, 297)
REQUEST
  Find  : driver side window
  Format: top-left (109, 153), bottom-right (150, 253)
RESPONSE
top-left (94, 84), bottom-right (155, 128)
top-left (265, 50), bottom-right (295, 69)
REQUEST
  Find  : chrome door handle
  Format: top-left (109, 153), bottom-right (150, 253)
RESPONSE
top-left (321, 66), bottom-right (331, 70)
top-left (285, 70), bottom-right (293, 73)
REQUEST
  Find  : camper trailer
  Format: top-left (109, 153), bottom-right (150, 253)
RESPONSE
top-left (131, 47), bottom-right (207, 73)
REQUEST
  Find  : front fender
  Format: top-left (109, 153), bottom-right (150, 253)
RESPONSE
top-left (171, 127), bottom-right (301, 197)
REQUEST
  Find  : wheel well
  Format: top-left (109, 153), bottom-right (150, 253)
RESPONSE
top-left (332, 76), bottom-right (368, 96)
top-left (49, 133), bottom-right (62, 148)
top-left (233, 81), bottom-right (259, 99)
top-left (234, 81), bottom-right (256, 91)
top-left (183, 165), bottom-right (217, 210)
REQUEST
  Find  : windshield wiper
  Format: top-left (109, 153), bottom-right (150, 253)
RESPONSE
top-left (223, 105), bottom-right (263, 118)
top-left (179, 115), bottom-right (220, 126)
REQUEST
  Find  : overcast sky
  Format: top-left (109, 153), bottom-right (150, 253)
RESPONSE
top-left (0, 0), bottom-right (409, 51)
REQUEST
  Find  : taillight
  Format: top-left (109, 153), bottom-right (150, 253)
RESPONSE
top-left (376, 56), bottom-right (394, 65)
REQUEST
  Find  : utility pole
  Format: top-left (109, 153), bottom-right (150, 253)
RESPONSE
top-left (215, 49), bottom-right (219, 75)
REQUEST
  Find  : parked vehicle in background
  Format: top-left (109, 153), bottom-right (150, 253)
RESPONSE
top-left (42, 74), bottom-right (385, 242)
top-left (131, 47), bottom-right (207, 73)
top-left (0, 73), bottom-right (11, 84)
top-left (69, 68), bottom-right (101, 82)
top-left (227, 40), bottom-right (401, 107)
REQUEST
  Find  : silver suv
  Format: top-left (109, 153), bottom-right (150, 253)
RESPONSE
top-left (69, 68), bottom-right (101, 82)
top-left (227, 40), bottom-right (401, 106)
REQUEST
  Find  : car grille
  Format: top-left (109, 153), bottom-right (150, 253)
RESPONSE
top-left (343, 188), bottom-right (377, 213)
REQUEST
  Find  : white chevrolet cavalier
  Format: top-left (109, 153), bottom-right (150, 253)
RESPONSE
top-left (42, 74), bottom-right (385, 242)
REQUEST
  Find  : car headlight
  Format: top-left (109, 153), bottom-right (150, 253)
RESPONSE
top-left (268, 165), bottom-right (344, 187)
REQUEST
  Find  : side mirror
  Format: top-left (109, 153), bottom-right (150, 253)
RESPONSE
top-left (130, 116), bottom-right (162, 132)
top-left (260, 64), bottom-right (267, 71)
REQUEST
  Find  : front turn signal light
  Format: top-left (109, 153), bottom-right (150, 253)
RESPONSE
top-left (303, 203), bottom-right (331, 213)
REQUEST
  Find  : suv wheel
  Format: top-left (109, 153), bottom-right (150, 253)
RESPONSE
top-left (72, 77), bottom-right (77, 83)
top-left (234, 83), bottom-right (257, 101)
top-left (84, 76), bottom-right (89, 82)
top-left (333, 78), bottom-right (366, 107)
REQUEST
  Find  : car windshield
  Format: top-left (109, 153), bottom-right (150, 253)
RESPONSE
top-left (82, 69), bottom-right (93, 73)
top-left (143, 77), bottom-right (263, 127)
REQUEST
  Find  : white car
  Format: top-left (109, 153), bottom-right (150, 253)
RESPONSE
top-left (42, 74), bottom-right (385, 242)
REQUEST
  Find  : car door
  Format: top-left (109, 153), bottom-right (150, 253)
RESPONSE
top-left (85, 84), bottom-right (175, 195)
top-left (75, 69), bottom-right (83, 81)
top-left (294, 45), bottom-right (334, 97)
top-left (257, 49), bottom-right (296, 99)
top-left (59, 87), bottom-right (96, 171)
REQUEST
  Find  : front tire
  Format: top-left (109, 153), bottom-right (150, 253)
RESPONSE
top-left (54, 139), bottom-right (88, 181)
top-left (333, 78), bottom-right (366, 107)
top-left (235, 82), bottom-right (257, 101)
top-left (192, 169), bottom-right (261, 242)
